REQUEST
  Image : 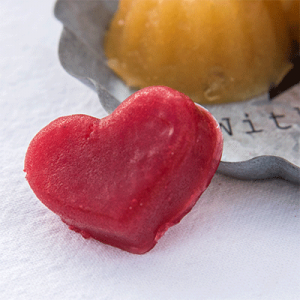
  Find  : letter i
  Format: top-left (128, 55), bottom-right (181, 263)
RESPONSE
top-left (243, 113), bottom-right (263, 134)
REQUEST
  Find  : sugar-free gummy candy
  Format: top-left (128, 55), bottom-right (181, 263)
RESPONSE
top-left (24, 86), bottom-right (223, 254)
top-left (105, 0), bottom-right (293, 104)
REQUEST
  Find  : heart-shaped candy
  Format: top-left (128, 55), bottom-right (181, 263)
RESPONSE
top-left (25, 86), bottom-right (223, 254)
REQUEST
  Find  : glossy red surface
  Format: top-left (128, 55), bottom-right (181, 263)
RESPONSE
top-left (24, 86), bottom-right (223, 254)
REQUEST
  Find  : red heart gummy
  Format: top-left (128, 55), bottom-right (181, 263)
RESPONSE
top-left (24, 86), bottom-right (223, 254)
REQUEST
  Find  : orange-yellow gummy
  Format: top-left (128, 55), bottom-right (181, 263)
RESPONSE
top-left (280, 0), bottom-right (300, 45)
top-left (104, 0), bottom-right (293, 104)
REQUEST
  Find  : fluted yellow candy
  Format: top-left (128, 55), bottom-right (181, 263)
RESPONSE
top-left (104, 0), bottom-right (293, 104)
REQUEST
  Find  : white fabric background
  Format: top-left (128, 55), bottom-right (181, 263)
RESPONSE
top-left (1, 0), bottom-right (299, 299)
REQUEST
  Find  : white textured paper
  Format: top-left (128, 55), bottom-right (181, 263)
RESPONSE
top-left (207, 88), bottom-right (300, 165)
top-left (0, 1), bottom-right (299, 299)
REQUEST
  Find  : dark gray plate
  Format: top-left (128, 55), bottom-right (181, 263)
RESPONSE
top-left (54, 0), bottom-right (300, 185)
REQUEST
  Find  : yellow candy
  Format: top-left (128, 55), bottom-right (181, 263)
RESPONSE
top-left (280, 0), bottom-right (300, 45)
top-left (104, 0), bottom-right (293, 104)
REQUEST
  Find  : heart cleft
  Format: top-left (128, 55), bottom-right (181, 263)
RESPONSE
top-left (24, 86), bottom-right (223, 254)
